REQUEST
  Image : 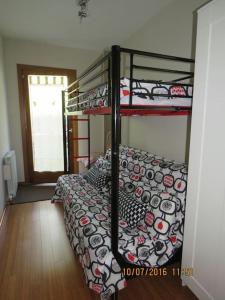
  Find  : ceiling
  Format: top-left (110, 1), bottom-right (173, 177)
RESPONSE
top-left (0, 0), bottom-right (174, 50)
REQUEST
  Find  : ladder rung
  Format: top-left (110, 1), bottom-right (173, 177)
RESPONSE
top-left (71, 137), bottom-right (89, 140)
top-left (70, 118), bottom-right (89, 121)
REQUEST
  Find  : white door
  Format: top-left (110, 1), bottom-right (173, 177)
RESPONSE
top-left (181, 1), bottom-right (225, 299)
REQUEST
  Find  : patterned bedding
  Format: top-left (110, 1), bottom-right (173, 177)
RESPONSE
top-left (67, 78), bottom-right (193, 112)
top-left (52, 145), bottom-right (188, 299)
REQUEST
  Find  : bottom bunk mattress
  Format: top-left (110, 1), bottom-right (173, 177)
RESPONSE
top-left (52, 174), bottom-right (185, 299)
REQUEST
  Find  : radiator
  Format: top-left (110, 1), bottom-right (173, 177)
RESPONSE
top-left (3, 150), bottom-right (18, 200)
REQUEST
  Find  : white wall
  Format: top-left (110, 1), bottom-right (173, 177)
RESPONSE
top-left (182, 2), bottom-right (225, 299)
top-left (122, 0), bottom-right (207, 162)
top-left (0, 36), bottom-right (10, 216)
top-left (3, 38), bottom-right (103, 182)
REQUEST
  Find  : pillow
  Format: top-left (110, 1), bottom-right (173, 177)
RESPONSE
top-left (119, 189), bottom-right (147, 229)
top-left (84, 166), bottom-right (110, 190)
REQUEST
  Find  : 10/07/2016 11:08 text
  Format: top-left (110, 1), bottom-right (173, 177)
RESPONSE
top-left (122, 267), bottom-right (193, 277)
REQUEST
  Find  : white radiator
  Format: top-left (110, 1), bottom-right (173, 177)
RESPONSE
top-left (3, 150), bottom-right (18, 200)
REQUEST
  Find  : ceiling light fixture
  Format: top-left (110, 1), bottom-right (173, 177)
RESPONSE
top-left (77, 0), bottom-right (90, 22)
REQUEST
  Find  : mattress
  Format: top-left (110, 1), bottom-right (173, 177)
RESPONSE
top-left (67, 78), bottom-right (193, 112)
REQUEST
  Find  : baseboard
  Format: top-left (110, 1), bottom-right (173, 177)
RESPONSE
top-left (18, 181), bottom-right (31, 186)
top-left (182, 276), bottom-right (213, 300)
top-left (18, 182), bottom-right (57, 187)
top-left (0, 205), bottom-right (7, 229)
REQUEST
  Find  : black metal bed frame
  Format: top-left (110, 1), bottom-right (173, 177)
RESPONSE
top-left (62, 45), bottom-right (195, 300)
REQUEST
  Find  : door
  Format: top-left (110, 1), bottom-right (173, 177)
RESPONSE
top-left (181, 1), bottom-right (225, 300)
top-left (18, 65), bottom-right (78, 183)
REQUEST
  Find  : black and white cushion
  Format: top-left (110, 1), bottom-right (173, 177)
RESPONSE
top-left (119, 189), bottom-right (147, 228)
top-left (84, 166), bottom-right (110, 190)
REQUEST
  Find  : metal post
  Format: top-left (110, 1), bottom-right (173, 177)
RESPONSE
top-left (87, 115), bottom-right (91, 169)
top-left (111, 291), bottom-right (118, 300)
top-left (111, 45), bottom-right (121, 258)
top-left (129, 53), bottom-right (133, 106)
top-left (62, 90), bottom-right (68, 173)
top-left (67, 118), bottom-right (72, 173)
top-left (108, 56), bottom-right (112, 106)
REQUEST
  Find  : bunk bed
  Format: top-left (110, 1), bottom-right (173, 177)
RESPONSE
top-left (53, 45), bottom-right (194, 300)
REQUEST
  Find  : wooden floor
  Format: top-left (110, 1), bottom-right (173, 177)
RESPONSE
top-left (0, 201), bottom-right (197, 300)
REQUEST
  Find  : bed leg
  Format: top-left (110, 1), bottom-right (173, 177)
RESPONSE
top-left (111, 291), bottom-right (118, 300)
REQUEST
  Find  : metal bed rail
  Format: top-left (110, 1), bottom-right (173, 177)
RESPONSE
top-left (64, 52), bottom-right (111, 114)
top-left (63, 45), bottom-right (194, 114)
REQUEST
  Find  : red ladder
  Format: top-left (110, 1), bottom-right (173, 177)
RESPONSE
top-left (63, 116), bottom-right (90, 173)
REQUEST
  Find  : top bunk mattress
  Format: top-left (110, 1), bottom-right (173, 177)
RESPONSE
top-left (68, 78), bottom-right (193, 112)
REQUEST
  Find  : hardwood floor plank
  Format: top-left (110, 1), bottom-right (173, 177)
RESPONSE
top-left (0, 201), bottom-right (197, 300)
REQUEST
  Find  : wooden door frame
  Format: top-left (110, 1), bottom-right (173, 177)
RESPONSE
top-left (17, 64), bottom-right (77, 184)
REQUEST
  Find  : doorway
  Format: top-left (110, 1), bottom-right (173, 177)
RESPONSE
top-left (18, 65), bottom-right (77, 184)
